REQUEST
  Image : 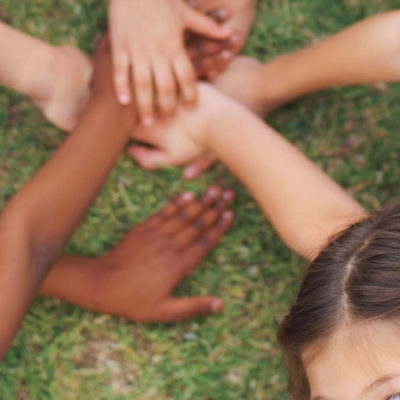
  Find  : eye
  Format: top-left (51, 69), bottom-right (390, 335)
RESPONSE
top-left (388, 395), bottom-right (400, 400)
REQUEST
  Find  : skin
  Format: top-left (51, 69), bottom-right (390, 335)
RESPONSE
top-left (0, 22), bottom-right (92, 131)
top-left (0, 35), bottom-right (235, 359)
top-left (108, 0), bottom-right (232, 124)
top-left (0, 37), bottom-right (136, 360)
top-left (129, 84), bottom-right (367, 260)
top-left (39, 186), bottom-right (235, 322)
top-left (167, 10), bottom-right (400, 179)
top-left (304, 320), bottom-right (400, 400)
top-left (187, 0), bottom-right (257, 80)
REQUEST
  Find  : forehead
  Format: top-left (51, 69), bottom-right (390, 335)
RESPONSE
top-left (304, 320), bottom-right (400, 399)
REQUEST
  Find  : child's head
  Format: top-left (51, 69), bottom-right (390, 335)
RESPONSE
top-left (278, 203), bottom-right (400, 400)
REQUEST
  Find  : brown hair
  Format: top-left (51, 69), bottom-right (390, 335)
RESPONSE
top-left (278, 203), bottom-right (400, 400)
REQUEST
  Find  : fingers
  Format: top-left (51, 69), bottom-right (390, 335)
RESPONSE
top-left (145, 191), bottom-right (196, 229)
top-left (189, 34), bottom-right (242, 79)
top-left (183, 155), bottom-right (216, 180)
top-left (173, 53), bottom-right (197, 107)
top-left (159, 186), bottom-right (223, 235)
top-left (208, 7), bottom-right (232, 24)
top-left (128, 145), bottom-right (175, 170)
top-left (152, 58), bottom-right (177, 117)
top-left (132, 54), bottom-right (155, 126)
top-left (173, 189), bottom-right (235, 248)
top-left (155, 296), bottom-right (224, 322)
top-left (111, 47), bottom-right (132, 104)
top-left (181, 209), bottom-right (234, 270)
top-left (184, 6), bottom-right (231, 39)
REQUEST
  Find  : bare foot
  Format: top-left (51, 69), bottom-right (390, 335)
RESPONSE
top-left (30, 45), bottom-right (92, 131)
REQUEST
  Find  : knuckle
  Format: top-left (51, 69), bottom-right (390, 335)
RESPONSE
top-left (136, 77), bottom-right (152, 91)
top-left (176, 209), bottom-right (189, 223)
top-left (159, 83), bottom-right (176, 96)
top-left (198, 236), bottom-right (212, 248)
top-left (192, 218), bottom-right (205, 232)
top-left (181, 72), bottom-right (196, 87)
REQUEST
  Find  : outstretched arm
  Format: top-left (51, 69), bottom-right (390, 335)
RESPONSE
top-left (129, 85), bottom-right (367, 260)
top-left (141, 10), bottom-right (400, 179)
top-left (215, 10), bottom-right (400, 114)
top-left (0, 39), bottom-right (136, 359)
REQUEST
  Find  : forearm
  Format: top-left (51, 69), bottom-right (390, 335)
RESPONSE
top-left (204, 100), bottom-right (367, 259)
top-left (0, 97), bottom-right (134, 357)
top-left (258, 11), bottom-right (400, 104)
top-left (0, 22), bottom-right (52, 96)
top-left (38, 255), bottom-right (102, 311)
top-left (2, 99), bottom-right (132, 260)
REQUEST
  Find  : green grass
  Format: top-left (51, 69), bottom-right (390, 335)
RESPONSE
top-left (1, 0), bottom-right (400, 399)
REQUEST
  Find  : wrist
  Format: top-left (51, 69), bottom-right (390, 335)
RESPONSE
top-left (86, 95), bottom-right (136, 133)
top-left (193, 84), bottom-right (233, 148)
top-left (259, 53), bottom-right (299, 105)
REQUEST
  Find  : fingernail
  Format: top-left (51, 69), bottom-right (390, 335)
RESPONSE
top-left (220, 26), bottom-right (231, 36)
top-left (142, 116), bottom-right (154, 127)
top-left (217, 8), bottom-right (229, 19)
top-left (221, 50), bottom-right (232, 59)
top-left (182, 191), bottom-right (195, 201)
top-left (211, 299), bottom-right (223, 314)
top-left (230, 34), bottom-right (240, 44)
top-left (184, 166), bottom-right (199, 179)
top-left (223, 210), bottom-right (233, 220)
top-left (119, 93), bottom-right (130, 104)
top-left (207, 186), bottom-right (220, 197)
top-left (223, 191), bottom-right (233, 200)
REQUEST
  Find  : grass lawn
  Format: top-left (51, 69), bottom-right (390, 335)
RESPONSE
top-left (1, 0), bottom-right (400, 399)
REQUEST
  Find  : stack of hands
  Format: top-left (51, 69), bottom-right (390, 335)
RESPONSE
top-left (0, 0), bottom-right (257, 359)
top-left (106, 0), bottom-right (256, 178)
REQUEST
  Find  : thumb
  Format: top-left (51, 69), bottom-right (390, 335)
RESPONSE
top-left (127, 145), bottom-right (175, 170)
top-left (156, 296), bottom-right (224, 321)
top-left (183, 6), bottom-right (231, 39)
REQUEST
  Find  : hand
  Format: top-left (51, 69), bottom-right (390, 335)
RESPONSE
top-left (128, 83), bottom-right (226, 171)
top-left (186, 0), bottom-right (256, 80)
top-left (96, 187), bottom-right (234, 322)
top-left (109, 0), bottom-right (231, 125)
top-left (91, 36), bottom-right (137, 130)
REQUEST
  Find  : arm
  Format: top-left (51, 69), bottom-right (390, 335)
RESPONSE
top-left (235, 11), bottom-right (400, 110)
top-left (200, 91), bottom-right (368, 260)
top-left (130, 11), bottom-right (400, 179)
top-left (37, 186), bottom-right (234, 322)
top-left (129, 84), bottom-right (367, 260)
top-left (0, 39), bottom-right (136, 358)
top-left (0, 22), bottom-right (91, 131)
